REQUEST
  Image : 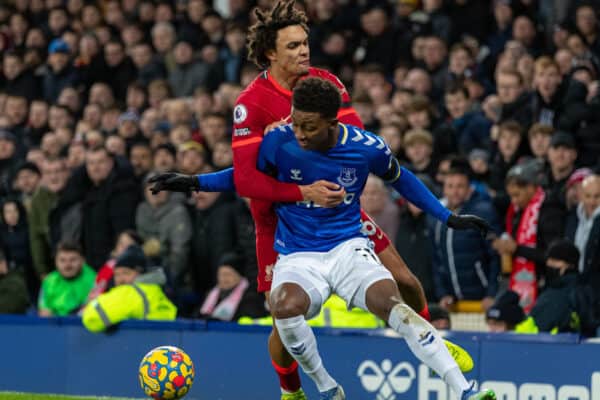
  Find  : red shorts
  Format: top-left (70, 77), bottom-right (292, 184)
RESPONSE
top-left (250, 200), bottom-right (391, 293)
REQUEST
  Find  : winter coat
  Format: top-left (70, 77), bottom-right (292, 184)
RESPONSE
top-left (136, 59), bottom-right (167, 86)
top-left (564, 81), bottom-right (600, 167)
top-left (523, 271), bottom-right (580, 333)
top-left (28, 187), bottom-right (60, 276)
top-left (499, 92), bottom-right (534, 128)
top-left (105, 58), bottom-right (137, 101)
top-left (0, 270), bottom-right (30, 314)
top-left (565, 210), bottom-right (600, 287)
top-left (42, 64), bottom-right (79, 103)
top-left (135, 196), bottom-right (193, 287)
top-left (3, 69), bottom-right (40, 101)
top-left (81, 164), bottom-right (139, 269)
top-left (428, 190), bottom-right (501, 300)
top-left (452, 111), bottom-right (493, 155)
top-left (188, 193), bottom-right (237, 293)
top-left (0, 201), bottom-right (32, 271)
top-left (395, 208), bottom-right (435, 301)
top-left (229, 198), bottom-right (259, 290)
top-left (168, 60), bottom-right (212, 98)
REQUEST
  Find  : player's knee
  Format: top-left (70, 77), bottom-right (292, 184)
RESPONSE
top-left (271, 298), bottom-right (307, 319)
top-left (270, 285), bottom-right (309, 319)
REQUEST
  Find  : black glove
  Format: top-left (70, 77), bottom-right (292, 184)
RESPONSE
top-left (148, 173), bottom-right (200, 194)
top-left (446, 214), bottom-right (490, 236)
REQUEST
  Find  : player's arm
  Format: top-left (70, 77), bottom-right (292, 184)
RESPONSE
top-left (148, 168), bottom-right (235, 194)
top-left (368, 139), bottom-right (489, 233)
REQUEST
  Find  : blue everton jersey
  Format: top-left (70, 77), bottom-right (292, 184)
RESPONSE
top-left (257, 123), bottom-right (396, 254)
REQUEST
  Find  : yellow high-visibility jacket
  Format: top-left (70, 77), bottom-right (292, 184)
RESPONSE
top-left (82, 282), bottom-right (177, 332)
top-left (239, 295), bottom-right (384, 329)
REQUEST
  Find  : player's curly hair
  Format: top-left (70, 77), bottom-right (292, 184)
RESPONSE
top-left (247, 0), bottom-right (308, 69)
top-left (292, 77), bottom-right (341, 119)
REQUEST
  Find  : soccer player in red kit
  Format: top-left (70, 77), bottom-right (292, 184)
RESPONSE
top-left (149, 1), bottom-right (472, 398)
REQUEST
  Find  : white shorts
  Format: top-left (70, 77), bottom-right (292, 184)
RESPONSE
top-left (271, 237), bottom-right (394, 319)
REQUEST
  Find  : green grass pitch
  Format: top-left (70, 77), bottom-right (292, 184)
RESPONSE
top-left (0, 393), bottom-right (142, 400)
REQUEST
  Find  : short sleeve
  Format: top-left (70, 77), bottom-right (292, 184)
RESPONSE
top-left (364, 132), bottom-right (394, 177)
top-left (232, 99), bottom-right (270, 145)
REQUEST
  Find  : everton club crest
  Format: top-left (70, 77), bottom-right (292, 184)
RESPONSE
top-left (337, 167), bottom-right (357, 187)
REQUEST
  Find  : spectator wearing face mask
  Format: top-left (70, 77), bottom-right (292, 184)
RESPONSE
top-left (515, 240), bottom-right (582, 333)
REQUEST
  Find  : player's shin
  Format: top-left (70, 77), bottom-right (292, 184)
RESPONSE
top-left (274, 315), bottom-right (338, 393)
top-left (387, 302), bottom-right (471, 397)
top-left (269, 328), bottom-right (302, 393)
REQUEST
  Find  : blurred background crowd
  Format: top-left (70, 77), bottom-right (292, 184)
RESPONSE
top-left (0, 0), bottom-right (600, 336)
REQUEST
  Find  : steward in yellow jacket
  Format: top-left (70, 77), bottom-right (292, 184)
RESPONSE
top-left (82, 244), bottom-right (176, 332)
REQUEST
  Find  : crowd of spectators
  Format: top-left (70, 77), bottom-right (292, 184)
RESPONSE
top-left (0, 0), bottom-right (600, 335)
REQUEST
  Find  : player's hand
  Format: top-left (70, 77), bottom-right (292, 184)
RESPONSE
top-left (264, 118), bottom-right (287, 134)
top-left (300, 180), bottom-right (346, 208)
top-left (148, 173), bottom-right (200, 194)
top-left (481, 296), bottom-right (495, 311)
top-left (446, 214), bottom-right (489, 236)
top-left (439, 295), bottom-right (454, 310)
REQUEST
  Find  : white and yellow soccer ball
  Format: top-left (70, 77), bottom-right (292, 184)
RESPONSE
top-left (139, 345), bottom-right (195, 400)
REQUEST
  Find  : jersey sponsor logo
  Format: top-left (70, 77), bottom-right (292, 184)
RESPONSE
top-left (234, 127), bottom-right (251, 136)
top-left (296, 192), bottom-right (355, 208)
top-left (233, 104), bottom-right (248, 124)
top-left (290, 169), bottom-right (303, 181)
top-left (337, 167), bottom-right (357, 187)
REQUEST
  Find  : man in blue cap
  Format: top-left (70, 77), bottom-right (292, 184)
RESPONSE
top-left (43, 38), bottom-right (79, 102)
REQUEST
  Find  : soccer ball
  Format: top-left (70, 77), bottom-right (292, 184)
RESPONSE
top-left (139, 345), bottom-right (195, 400)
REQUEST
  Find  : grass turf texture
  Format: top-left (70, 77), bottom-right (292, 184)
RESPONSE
top-left (0, 393), bottom-right (142, 400)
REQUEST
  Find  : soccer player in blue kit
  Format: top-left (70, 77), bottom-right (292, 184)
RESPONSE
top-left (257, 77), bottom-right (496, 400)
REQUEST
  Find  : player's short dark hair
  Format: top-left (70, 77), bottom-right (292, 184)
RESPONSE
top-left (247, 0), bottom-right (309, 69)
top-left (292, 77), bottom-right (341, 120)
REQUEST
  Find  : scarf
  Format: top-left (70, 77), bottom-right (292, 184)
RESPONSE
top-left (506, 187), bottom-right (545, 313)
top-left (200, 278), bottom-right (249, 321)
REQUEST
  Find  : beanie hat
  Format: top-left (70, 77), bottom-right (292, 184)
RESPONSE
top-left (115, 244), bottom-right (147, 272)
top-left (567, 168), bottom-right (592, 189)
top-left (217, 252), bottom-right (245, 276)
top-left (428, 304), bottom-right (450, 323)
top-left (545, 239), bottom-right (580, 268)
top-left (486, 291), bottom-right (525, 325)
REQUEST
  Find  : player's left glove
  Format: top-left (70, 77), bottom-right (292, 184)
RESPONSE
top-left (446, 214), bottom-right (489, 236)
top-left (148, 173), bottom-right (200, 194)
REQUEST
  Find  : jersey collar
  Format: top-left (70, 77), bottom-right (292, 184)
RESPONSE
top-left (267, 70), bottom-right (293, 97)
top-left (338, 123), bottom-right (349, 145)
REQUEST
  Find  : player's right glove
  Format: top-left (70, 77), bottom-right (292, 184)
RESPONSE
top-left (446, 214), bottom-right (489, 237)
top-left (148, 173), bottom-right (200, 194)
